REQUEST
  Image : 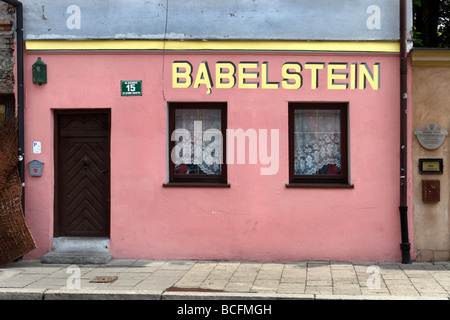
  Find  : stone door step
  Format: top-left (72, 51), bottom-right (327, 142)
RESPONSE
top-left (42, 237), bottom-right (111, 264)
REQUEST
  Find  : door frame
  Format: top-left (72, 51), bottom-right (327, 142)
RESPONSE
top-left (53, 109), bottom-right (111, 238)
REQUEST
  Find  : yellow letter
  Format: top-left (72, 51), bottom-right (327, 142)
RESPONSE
top-left (261, 62), bottom-right (279, 89)
top-left (238, 62), bottom-right (259, 89)
top-left (216, 62), bottom-right (236, 89)
top-left (282, 62), bottom-right (302, 89)
top-left (359, 63), bottom-right (380, 90)
top-left (327, 63), bottom-right (348, 90)
top-left (350, 63), bottom-right (357, 90)
top-left (172, 61), bottom-right (192, 88)
top-left (194, 61), bottom-right (213, 94)
top-left (305, 63), bottom-right (325, 89)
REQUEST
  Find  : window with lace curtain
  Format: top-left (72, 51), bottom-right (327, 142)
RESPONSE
top-left (288, 102), bottom-right (349, 186)
top-left (167, 102), bottom-right (228, 185)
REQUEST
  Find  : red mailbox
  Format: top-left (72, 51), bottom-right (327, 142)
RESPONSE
top-left (422, 180), bottom-right (440, 202)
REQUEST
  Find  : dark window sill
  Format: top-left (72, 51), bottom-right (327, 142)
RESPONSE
top-left (163, 182), bottom-right (230, 188)
top-left (286, 183), bottom-right (354, 189)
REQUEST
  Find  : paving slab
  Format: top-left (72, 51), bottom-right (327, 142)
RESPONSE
top-left (44, 289), bottom-right (161, 300)
top-left (162, 291), bottom-right (315, 300)
top-left (0, 288), bottom-right (45, 300)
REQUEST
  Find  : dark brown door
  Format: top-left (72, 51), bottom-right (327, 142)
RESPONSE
top-left (55, 110), bottom-right (110, 237)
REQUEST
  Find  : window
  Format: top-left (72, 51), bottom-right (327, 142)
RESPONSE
top-left (167, 102), bottom-right (228, 186)
top-left (0, 95), bottom-right (15, 123)
top-left (288, 102), bottom-right (350, 187)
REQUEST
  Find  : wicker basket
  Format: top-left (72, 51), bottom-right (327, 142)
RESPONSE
top-left (0, 120), bottom-right (36, 265)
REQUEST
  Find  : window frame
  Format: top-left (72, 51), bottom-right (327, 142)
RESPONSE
top-left (167, 102), bottom-right (228, 186)
top-left (288, 102), bottom-right (350, 187)
top-left (0, 94), bottom-right (15, 123)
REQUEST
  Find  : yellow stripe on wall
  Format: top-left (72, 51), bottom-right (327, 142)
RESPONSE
top-left (25, 40), bottom-right (400, 53)
top-left (26, 40), bottom-right (165, 51)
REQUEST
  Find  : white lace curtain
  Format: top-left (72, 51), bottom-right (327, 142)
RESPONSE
top-left (294, 109), bottom-right (342, 175)
top-left (174, 108), bottom-right (222, 175)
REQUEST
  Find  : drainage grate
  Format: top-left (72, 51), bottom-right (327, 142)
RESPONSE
top-left (166, 287), bottom-right (223, 293)
top-left (89, 276), bottom-right (118, 283)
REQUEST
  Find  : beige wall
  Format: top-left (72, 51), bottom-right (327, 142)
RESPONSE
top-left (411, 49), bottom-right (450, 261)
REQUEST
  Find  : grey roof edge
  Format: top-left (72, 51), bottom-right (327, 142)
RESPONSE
top-left (21, 0), bottom-right (413, 42)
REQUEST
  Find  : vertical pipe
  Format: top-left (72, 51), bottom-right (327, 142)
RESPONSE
top-left (399, 0), bottom-right (411, 264)
top-left (1, 0), bottom-right (24, 214)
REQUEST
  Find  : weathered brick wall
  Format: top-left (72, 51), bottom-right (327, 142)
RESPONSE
top-left (0, 2), bottom-right (15, 94)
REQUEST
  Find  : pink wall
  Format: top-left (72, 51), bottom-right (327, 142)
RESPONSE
top-left (22, 51), bottom-right (414, 262)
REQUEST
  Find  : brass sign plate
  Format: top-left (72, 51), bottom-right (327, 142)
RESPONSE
top-left (89, 276), bottom-right (118, 283)
top-left (419, 158), bottom-right (443, 174)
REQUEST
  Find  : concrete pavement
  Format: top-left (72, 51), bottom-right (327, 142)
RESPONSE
top-left (0, 259), bottom-right (449, 300)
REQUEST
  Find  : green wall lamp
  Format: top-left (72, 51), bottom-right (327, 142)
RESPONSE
top-left (32, 57), bottom-right (47, 85)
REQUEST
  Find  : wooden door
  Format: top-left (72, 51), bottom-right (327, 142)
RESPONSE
top-left (55, 110), bottom-right (110, 237)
